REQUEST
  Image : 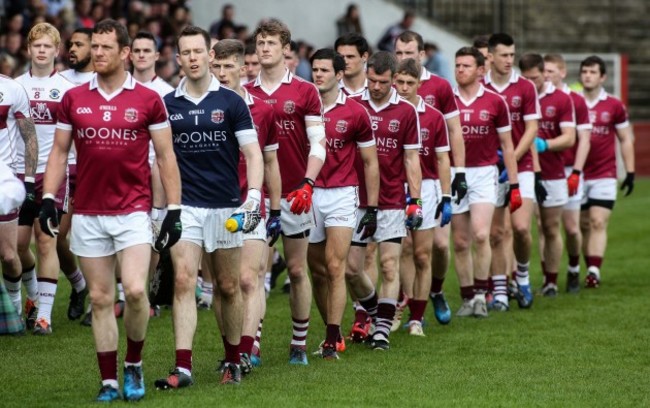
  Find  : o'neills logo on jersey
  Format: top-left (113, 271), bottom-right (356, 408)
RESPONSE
top-left (480, 110), bottom-right (490, 121)
top-left (211, 109), bottom-right (224, 124)
top-left (420, 128), bottom-right (430, 141)
top-left (511, 96), bottom-right (522, 108)
top-left (545, 106), bottom-right (556, 118)
top-left (388, 119), bottom-right (400, 133)
top-left (424, 95), bottom-right (436, 106)
top-left (124, 108), bottom-right (138, 123)
top-left (284, 100), bottom-right (295, 114)
top-left (335, 120), bottom-right (348, 133)
top-left (601, 112), bottom-right (611, 123)
top-left (49, 89), bottom-right (61, 99)
top-left (77, 127), bottom-right (138, 141)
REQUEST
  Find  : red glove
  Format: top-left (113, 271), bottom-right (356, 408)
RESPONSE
top-left (508, 183), bottom-right (522, 213)
top-left (286, 178), bottom-right (314, 215)
top-left (567, 169), bottom-right (581, 197)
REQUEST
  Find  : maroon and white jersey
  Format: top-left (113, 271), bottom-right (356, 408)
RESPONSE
top-left (483, 70), bottom-right (540, 172)
top-left (317, 91), bottom-right (375, 189)
top-left (537, 83), bottom-right (576, 180)
top-left (418, 69), bottom-right (460, 120)
top-left (583, 88), bottom-right (629, 180)
top-left (454, 84), bottom-right (511, 167)
top-left (0, 75), bottom-right (31, 170)
top-left (561, 83), bottom-right (593, 167)
top-left (246, 69), bottom-right (323, 197)
top-left (56, 73), bottom-right (169, 215)
top-left (338, 78), bottom-right (367, 97)
top-left (59, 69), bottom-right (94, 86)
top-left (353, 88), bottom-right (420, 209)
top-left (239, 89), bottom-right (278, 217)
top-left (415, 96), bottom-right (450, 180)
top-left (15, 70), bottom-right (76, 173)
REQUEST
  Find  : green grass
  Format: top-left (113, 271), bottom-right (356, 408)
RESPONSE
top-left (2, 180), bottom-right (650, 407)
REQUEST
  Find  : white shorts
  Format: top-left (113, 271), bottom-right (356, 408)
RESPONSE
top-left (352, 208), bottom-right (406, 243)
top-left (496, 170), bottom-right (535, 207)
top-left (564, 166), bottom-right (584, 210)
top-left (418, 179), bottom-right (442, 230)
top-left (452, 166), bottom-right (498, 215)
top-left (540, 179), bottom-right (569, 208)
top-left (280, 198), bottom-right (315, 236)
top-left (309, 186), bottom-right (358, 244)
top-left (582, 178), bottom-right (617, 204)
top-left (180, 205), bottom-right (243, 252)
top-left (243, 218), bottom-right (266, 242)
top-left (70, 212), bottom-right (152, 257)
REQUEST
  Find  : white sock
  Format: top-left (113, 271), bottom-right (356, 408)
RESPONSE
top-left (3, 274), bottom-right (22, 315)
top-left (588, 266), bottom-right (601, 280)
top-left (102, 379), bottom-right (119, 389)
top-left (264, 272), bottom-right (271, 292)
top-left (21, 266), bottom-right (38, 301)
top-left (568, 265), bottom-right (580, 274)
top-left (36, 279), bottom-right (58, 323)
top-left (117, 282), bottom-right (125, 302)
top-left (66, 268), bottom-right (86, 293)
top-left (515, 261), bottom-right (530, 286)
top-left (178, 367), bottom-right (191, 376)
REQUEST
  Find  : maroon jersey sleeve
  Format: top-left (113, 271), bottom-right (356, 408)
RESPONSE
top-left (57, 91), bottom-right (72, 127)
top-left (437, 79), bottom-right (460, 118)
top-left (148, 93), bottom-right (168, 127)
top-left (495, 97), bottom-right (512, 131)
top-left (354, 105), bottom-right (374, 146)
top-left (522, 80), bottom-right (541, 121)
top-left (613, 99), bottom-right (629, 128)
top-left (303, 84), bottom-right (324, 122)
top-left (402, 104), bottom-right (421, 149)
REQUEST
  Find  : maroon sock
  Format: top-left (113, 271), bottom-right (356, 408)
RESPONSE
top-left (546, 272), bottom-right (558, 285)
top-left (408, 299), bottom-right (427, 322)
top-left (488, 277), bottom-right (494, 294)
top-left (239, 336), bottom-right (255, 356)
top-left (125, 337), bottom-right (144, 364)
top-left (175, 349), bottom-right (192, 372)
top-left (430, 276), bottom-right (444, 294)
top-left (325, 324), bottom-right (340, 346)
top-left (97, 351), bottom-right (118, 382)
top-left (460, 285), bottom-right (474, 300)
top-left (568, 255), bottom-right (580, 269)
top-left (586, 256), bottom-right (603, 269)
top-left (474, 279), bottom-right (489, 294)
top-left (224, 339), bottom-right (241, 364)
top-left (359, 292), bottom-right (378, 320)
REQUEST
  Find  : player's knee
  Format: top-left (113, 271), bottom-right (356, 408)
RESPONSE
top-left (380, 256), bottom-right (398, 276)
top-left (217, 276), bottom-right (238, 299)
top-left (453, 237), bottom-right (470, 253)
top-left (0, 245), bottom-right (17, 265)
top-left (173, 267), bottom-right (196, 295)
top-left (473, 229), bottom-right (490, 245)
top-left (89, 287), bottom-right (113, 309)
top-left (590, 216), bottom-right (606, 231)
top-left (124, 284), bottom-right (147, 304)
top-left (512, 223), bottom-right (530, 239)
top-left (239, 272), bottom-right (257, 295)
top-left (490, 228), bottom-right (505, 247)
top-left (35, 234), bottom-right (56, 255)
top-left (413, 248), bottom-right (431, 271)
top-left (286, 262), bottom-right (305, 280)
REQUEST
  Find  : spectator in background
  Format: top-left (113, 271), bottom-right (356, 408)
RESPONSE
top-left (0, 53), bottom-right (17, 77)
top-left (3, 32), bottom-right (28, 74)
top-left (209, 3), bottom-right (235, 38)
top-left (377, 10), bottom-right (414, 52)
top-left (337, 3), bottom-right (363, 37)
top-left (74, 0), bottom-right (94, 28)
top-left (424, 42), bottom-right (452, 82)
top-left (285, 40), bottom-right (299, 74)
top-left (295, 41), bottom-right (313, 81)
top-left (472, 34), bottom-right (490, 71)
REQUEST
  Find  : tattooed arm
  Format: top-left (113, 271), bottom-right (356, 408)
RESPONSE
top-left (17, 117), bottom-right (38, 178)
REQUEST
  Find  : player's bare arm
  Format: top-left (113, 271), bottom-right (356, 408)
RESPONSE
top-left (151, 127), bottom-right (181, 206)
top-left (616, 125), bottom-right (635, 173)
top-left (544, 125), bottom-right (575, 152)
top-left (446, 115), bottom-right (465, 168)
top-left (404, 148), bottom-right (422, 198)
top-left (263, 150), bottom-right (282, 210)
top-left (572, 128), bottom-right (591, 172)
top-left (43, 128), bottom-right (72, 195)
top-left (360, 144), bottom-right (380, 207)
top-left (498, 130), bottom-right (519, 185)
top-left (437, 151), bottom-right (452, 195)
top-left (17, 117), bottom-right (39, 178)
top-left (240, 141), bottom-right (264, 191)
top-left (304, 121), bottom-right (327, 181)
top-left (515, 119), bottom-right (538, 161)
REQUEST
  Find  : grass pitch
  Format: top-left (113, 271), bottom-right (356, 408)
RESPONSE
top-left (1, 180), bottom-right (649, 407)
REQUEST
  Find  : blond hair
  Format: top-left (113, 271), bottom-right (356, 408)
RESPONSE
top-left (27, 22), bottom-right (61, 47)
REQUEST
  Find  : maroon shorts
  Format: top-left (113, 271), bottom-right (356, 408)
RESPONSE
top-left (0, 208), bottom-right (18, 223)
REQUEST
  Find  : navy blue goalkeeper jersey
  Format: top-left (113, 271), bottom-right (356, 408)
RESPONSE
top-left (164, 76), bottom-right (256, 208)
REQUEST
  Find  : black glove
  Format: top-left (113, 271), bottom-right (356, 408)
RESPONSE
top-left (534, 172), bottom-right (548, 204)
top-left (451, 171), bottom-right (468, 204)
top-left (620, 172), bottom-right (634, 196)
top-left (21, 179), bottom-right (39, 221)
top-left (266, 209), bottom-right (282, 247)
top-left (154, 208), bottom-right (182, 252)
top-left (356, 206), bottom-right (378, 240)
top-left (38, 195), bottom-right (59, 237)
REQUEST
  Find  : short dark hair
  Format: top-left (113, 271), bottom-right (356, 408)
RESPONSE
top-left (396, 58), bottom-right (421, 79)
top-left (487, 33), bottom-right (514, 52)
top-left (244, 42), bottom-right (256, 56)
top-left (213, 39), bottom-right (245, 61)
top-left (396, 30), bottom-right (424, 52)
top-left (310, 48), bottom-right (345, 74)
top-left (94, 19), bottom-right (130, 48)
top-left (472, 34), bottom-right (490, 49)
top-left (455, 46), bottom-right (485, 67)
top-left (176, 25), bottom-right (211, 52)
top-left (253, 19), bottom-right (291, 47)
top-left (334, 33), bottom-right (369, 57)
top-left (580, 55), bottom-right (606, 76)
top-left (72, 27), bottom-right (93, 38)
top-left (131, 31), bottom-right (156, 48)
top-left (519, 53), bottom-right (544, 72)
top-left (367, 51), bottom-right (397, 76)
top-left (289, 40), bottom-right (298, 53)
